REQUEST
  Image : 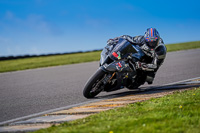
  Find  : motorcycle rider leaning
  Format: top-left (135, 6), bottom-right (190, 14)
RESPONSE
top-left (105, 28), bottom-right (167, 84)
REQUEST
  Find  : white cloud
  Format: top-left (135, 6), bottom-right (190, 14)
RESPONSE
top-left (5, 11), bottom-right (14, 20)
top-left (26, 14), bottom-right (51, 33)
top-left (4, 46), bottom-right (23, 56)
top-left (85, 18), bottom-right (110, 28)
top-left (0, 36), bottom-right (10, 44)
top-left (2, 11), bottom-right (63, 35)
top-left (2, 45), bottom-right (42, 56)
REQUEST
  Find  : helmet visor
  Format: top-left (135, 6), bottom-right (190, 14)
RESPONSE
top-left (146, 40), bottom-right (159, 48)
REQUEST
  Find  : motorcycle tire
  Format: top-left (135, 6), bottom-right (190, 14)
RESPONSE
top-left (83, 68), bottom-right (106, 98)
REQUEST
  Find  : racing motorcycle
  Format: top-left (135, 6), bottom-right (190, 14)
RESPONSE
top-left (83, 38), bottom-right (148, 98)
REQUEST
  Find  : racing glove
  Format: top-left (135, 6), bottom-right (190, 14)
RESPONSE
top-left (107, 38), bottom-right (119, 45)
top-left (135, 62), bottom-right (157, 71)
top-left (141, 44), bottom-right (155, 58)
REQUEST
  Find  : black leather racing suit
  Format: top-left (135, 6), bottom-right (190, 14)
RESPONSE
top-left (106, 35), bottom-right (167, 84)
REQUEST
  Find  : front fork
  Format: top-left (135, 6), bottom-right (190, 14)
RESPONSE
top-left (102, 72), bottom-right (116, 84)
top-left (100, 59), bottom-right (137, 91)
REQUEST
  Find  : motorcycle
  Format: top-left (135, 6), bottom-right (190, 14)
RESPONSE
top-left (83, 38), bottom-right (148, 98)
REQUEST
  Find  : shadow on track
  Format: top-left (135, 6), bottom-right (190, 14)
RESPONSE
top-left (93, 84), bottom-right (200, 99)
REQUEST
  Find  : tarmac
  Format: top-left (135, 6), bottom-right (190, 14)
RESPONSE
top-left (0, 77), bottom-right (200, 133)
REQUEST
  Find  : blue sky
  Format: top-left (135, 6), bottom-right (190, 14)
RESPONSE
top-left (0, 0), bottom-right (199, 56)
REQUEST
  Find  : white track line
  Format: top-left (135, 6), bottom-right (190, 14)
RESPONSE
top-left (164, 77), bottom-right (200, 86)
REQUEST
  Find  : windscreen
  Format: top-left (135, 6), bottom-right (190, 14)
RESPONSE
top-left (109, 38), bottom-right (138, 60)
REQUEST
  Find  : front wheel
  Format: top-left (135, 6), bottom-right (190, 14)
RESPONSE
top-left (83, 68), bottom-right (106, 98)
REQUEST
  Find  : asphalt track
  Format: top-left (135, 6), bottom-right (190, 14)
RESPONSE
top-left (0, 49), bottom-right (200, 123)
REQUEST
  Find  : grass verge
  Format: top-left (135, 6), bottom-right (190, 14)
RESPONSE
top-left (0, 41), bottom-right (200, 73)
top-left (0, 51), bottom-right (101, 73)
top-left (166, 41), bottom-right (200, 52)
top-left (35, 88), bottom-right (200, 133)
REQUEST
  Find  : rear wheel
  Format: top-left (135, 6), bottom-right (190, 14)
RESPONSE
top-left (83, 68), bottom-right (106, 98)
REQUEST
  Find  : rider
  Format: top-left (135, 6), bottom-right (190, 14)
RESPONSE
top-left (105, 28), bottom-right (167, 84)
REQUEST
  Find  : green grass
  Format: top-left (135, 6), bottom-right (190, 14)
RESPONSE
top-left (0, 41), bottom-right (200, 73)
top-left (0, 51), bottom-right (101, 73)
top-left (34, 88), bottom-right (200, 133)
top-left (166, 41), bottom-right (200, 52)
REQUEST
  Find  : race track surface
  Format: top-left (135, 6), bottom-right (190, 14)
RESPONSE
top-left (0, 49), bottom-right (200, 122)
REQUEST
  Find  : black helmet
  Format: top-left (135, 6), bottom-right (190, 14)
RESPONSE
top-left (144, 28), bottom-right (160, 49)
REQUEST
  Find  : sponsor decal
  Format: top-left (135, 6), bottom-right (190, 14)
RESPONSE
top-left (117, 62), bottom-right (122, 68)
top-left (112, 52), bottom-right (121, 60)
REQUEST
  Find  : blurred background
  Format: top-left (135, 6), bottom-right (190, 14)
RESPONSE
top-left (0, 0), bottom-right (199, 56)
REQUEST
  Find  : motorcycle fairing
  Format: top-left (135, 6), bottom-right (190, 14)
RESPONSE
top-left (100, 38), bottom-right (139, 66)
top-left (103, 60), bottom-right (133, 72)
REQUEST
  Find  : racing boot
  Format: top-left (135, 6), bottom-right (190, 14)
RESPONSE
top-left (146, 72), bottom-right (155, 84)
